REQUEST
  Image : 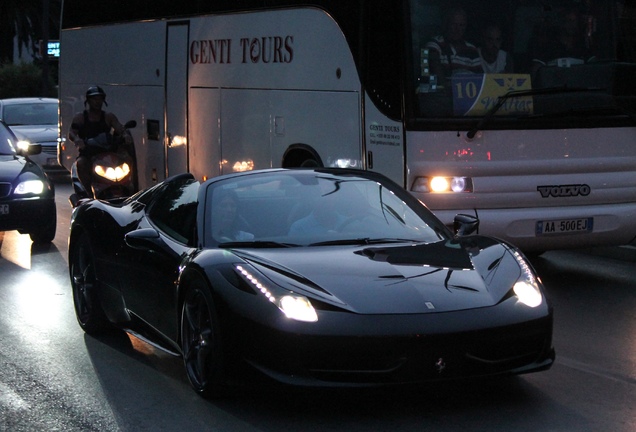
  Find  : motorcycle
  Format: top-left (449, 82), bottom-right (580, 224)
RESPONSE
top-left (69, 120), bottom-right (138, 207)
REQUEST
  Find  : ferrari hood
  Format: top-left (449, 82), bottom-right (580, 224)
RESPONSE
top-left (234, 238), bottom-right (524, 314)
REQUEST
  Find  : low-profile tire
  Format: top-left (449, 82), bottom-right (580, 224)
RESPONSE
top-left (69, 232), bottom-right (111, 334)
top-left (29, 212), bottom-right (56, 244)
top-left (181, 280), bottom-right (226, 398)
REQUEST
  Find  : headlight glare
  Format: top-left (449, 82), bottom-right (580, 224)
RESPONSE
top-left (278, 295), bottom-right (318, 322)
top-left (513, 281), bottom-right (543, 308)
top-left (15, 180), bottom-right (44, 195)
top-left (17, 140), bottom-right (31, 152)
top-left (430, 177), bottom-right (449, 193)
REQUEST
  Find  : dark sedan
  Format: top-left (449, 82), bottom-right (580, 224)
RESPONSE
top-left (0, 97), bottom-right (64, 172)
top-left (68, 168), bottom-right (554, 397)
top-left (0, 120), bottom-right (56, 243)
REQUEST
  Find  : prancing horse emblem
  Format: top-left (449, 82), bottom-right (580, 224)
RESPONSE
top-left (435, 358), bottom-right (446, 373)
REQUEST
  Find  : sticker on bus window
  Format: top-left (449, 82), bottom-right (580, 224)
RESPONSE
top-left (451, 74), bottom-right (533, 117)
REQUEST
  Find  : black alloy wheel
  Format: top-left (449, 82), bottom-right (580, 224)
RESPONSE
top-left (70, 233), bottom-right (110, 333)
top-left (181, 281), bottom-right (225, 398)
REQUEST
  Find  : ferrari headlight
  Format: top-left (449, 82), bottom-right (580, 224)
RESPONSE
top-left (278, 295), bottom-right (318, 322)
top-left (513, 281), bottom-right (543, 308)
top-left (236, 265), bottom-right (318, 322)
top-left (511, 250), bottom-right (543, 308)
top-left (94, 163), bottom-right (130, 182)
top-left (15, 180), bottom-right (44, 195)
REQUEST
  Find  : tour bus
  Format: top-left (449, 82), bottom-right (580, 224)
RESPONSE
top-left (58, 0), bottom-right (636, 252)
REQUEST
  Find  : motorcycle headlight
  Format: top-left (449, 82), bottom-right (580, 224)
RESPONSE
top-left (511, 250), bottom-right (543, 308)
top-left (94, 163), bottom-right (130, 182)
top-left (14, 180), bottom-right (44, 195)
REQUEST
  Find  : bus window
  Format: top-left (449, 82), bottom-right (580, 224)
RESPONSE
top-left (408, 0), bottom-right (636, 122)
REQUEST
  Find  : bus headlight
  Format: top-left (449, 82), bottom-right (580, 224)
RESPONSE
top-left (411, 176), bottom-right (473, 193)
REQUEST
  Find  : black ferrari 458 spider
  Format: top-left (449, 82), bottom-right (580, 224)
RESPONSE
top-left (68, 168), bottom-right (554, 397)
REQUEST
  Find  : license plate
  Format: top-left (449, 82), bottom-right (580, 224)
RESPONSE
top-left (47, 157), bottom-right (58, 165)
top-left (536, 217), bottom-right (593, 235)
top-left (0, 204), bottom-right (8, 215)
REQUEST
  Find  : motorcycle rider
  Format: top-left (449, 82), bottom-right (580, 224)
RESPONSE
top-left (68, 85), bottom-right (132, 197)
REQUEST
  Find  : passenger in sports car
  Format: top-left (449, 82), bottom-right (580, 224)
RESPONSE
top-left (212, 189), bottom-right (254, 242)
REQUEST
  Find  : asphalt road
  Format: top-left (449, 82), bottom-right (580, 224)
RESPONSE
top-left (0, 175), bottom-right (634, 431)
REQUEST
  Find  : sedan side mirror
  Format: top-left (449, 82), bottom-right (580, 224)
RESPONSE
top-left (17, 142), bottom-right (42, 156)
top-left (454, 214), bottom-right (479, 236)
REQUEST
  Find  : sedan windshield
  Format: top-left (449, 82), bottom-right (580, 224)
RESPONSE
top-left (2, 102), bottom-right (58, 126)
top-left (0, 124), bottom-right (17, 155)
top-left (205, 171), bottom-right (449, 247)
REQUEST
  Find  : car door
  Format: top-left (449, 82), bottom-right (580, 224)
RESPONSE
top-left (120, 176), bottom-right (200, 342)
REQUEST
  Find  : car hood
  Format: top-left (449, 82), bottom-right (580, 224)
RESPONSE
top-left (10, 125), bottom-right (57, 143)
top-left (0, 155), bottom-right (28, 180)
top-left (233, 237), bottom-right (524, 314)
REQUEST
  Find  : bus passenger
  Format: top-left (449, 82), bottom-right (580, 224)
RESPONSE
top-left (479, 24), bottom-right (514, 73)
top-left (425, 7), bottom-right (482, 82)
top-left (531, 9), bottom-right (592, 71)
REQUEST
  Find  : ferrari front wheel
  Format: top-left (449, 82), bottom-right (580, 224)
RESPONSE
top-left (69, 233), bottom-right (111, 334)
top-left (180, 281), bottom-right (226, 398)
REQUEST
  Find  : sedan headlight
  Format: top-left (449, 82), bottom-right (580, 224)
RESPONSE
top-left (14, 180), bottom-right (44, 195)
top-left (94, 163), bottom-right (130, 182)
top-left (17, 140), bottom-right (31, 152)
top-left (511, 250), bottom-right (543, 308)
top-left (236, 265), bottom-right (318, 322)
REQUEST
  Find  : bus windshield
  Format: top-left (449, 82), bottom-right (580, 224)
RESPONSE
top-left (408, 0), bottom-right (636, 123)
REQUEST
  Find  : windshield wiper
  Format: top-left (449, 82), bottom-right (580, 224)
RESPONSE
top-left (218, 240), bottom-right (299, 248)
top-left (309, 238), bottom-right (419, 247)
top-left (466, 86), bottom-right (608, 139)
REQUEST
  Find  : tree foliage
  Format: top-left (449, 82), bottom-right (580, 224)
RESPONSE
top-left (0, 62), bottom-right (56, 98)
top-left (0, 0), bottom-right (61, 64)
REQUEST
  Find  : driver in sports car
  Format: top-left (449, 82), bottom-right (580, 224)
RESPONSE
top-left (213, 189), bottom-right (254, 242)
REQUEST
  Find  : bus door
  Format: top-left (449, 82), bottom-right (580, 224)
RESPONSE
top-left (364, 93), bottom-right (405, 187)
top-left (165, 22), bottom-right (189, 178)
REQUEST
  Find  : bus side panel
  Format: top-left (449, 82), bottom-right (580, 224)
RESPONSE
top-left (189, 87), bottom-right (221, 181)
top-left (188, 10), bottom-right (359, 92)
top-left (218, 89), bottom-right (361, 175)
top-left (58, 21), bottom-right (167, 188)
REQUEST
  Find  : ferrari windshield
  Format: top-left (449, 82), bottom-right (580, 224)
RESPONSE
top-left (408, 0), bottom-right (636, 121)
top-left (205, 170), bottom-right (449, 247)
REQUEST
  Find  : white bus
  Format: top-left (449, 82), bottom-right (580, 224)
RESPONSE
top-left (58, 0), bottom-right (636, 252)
